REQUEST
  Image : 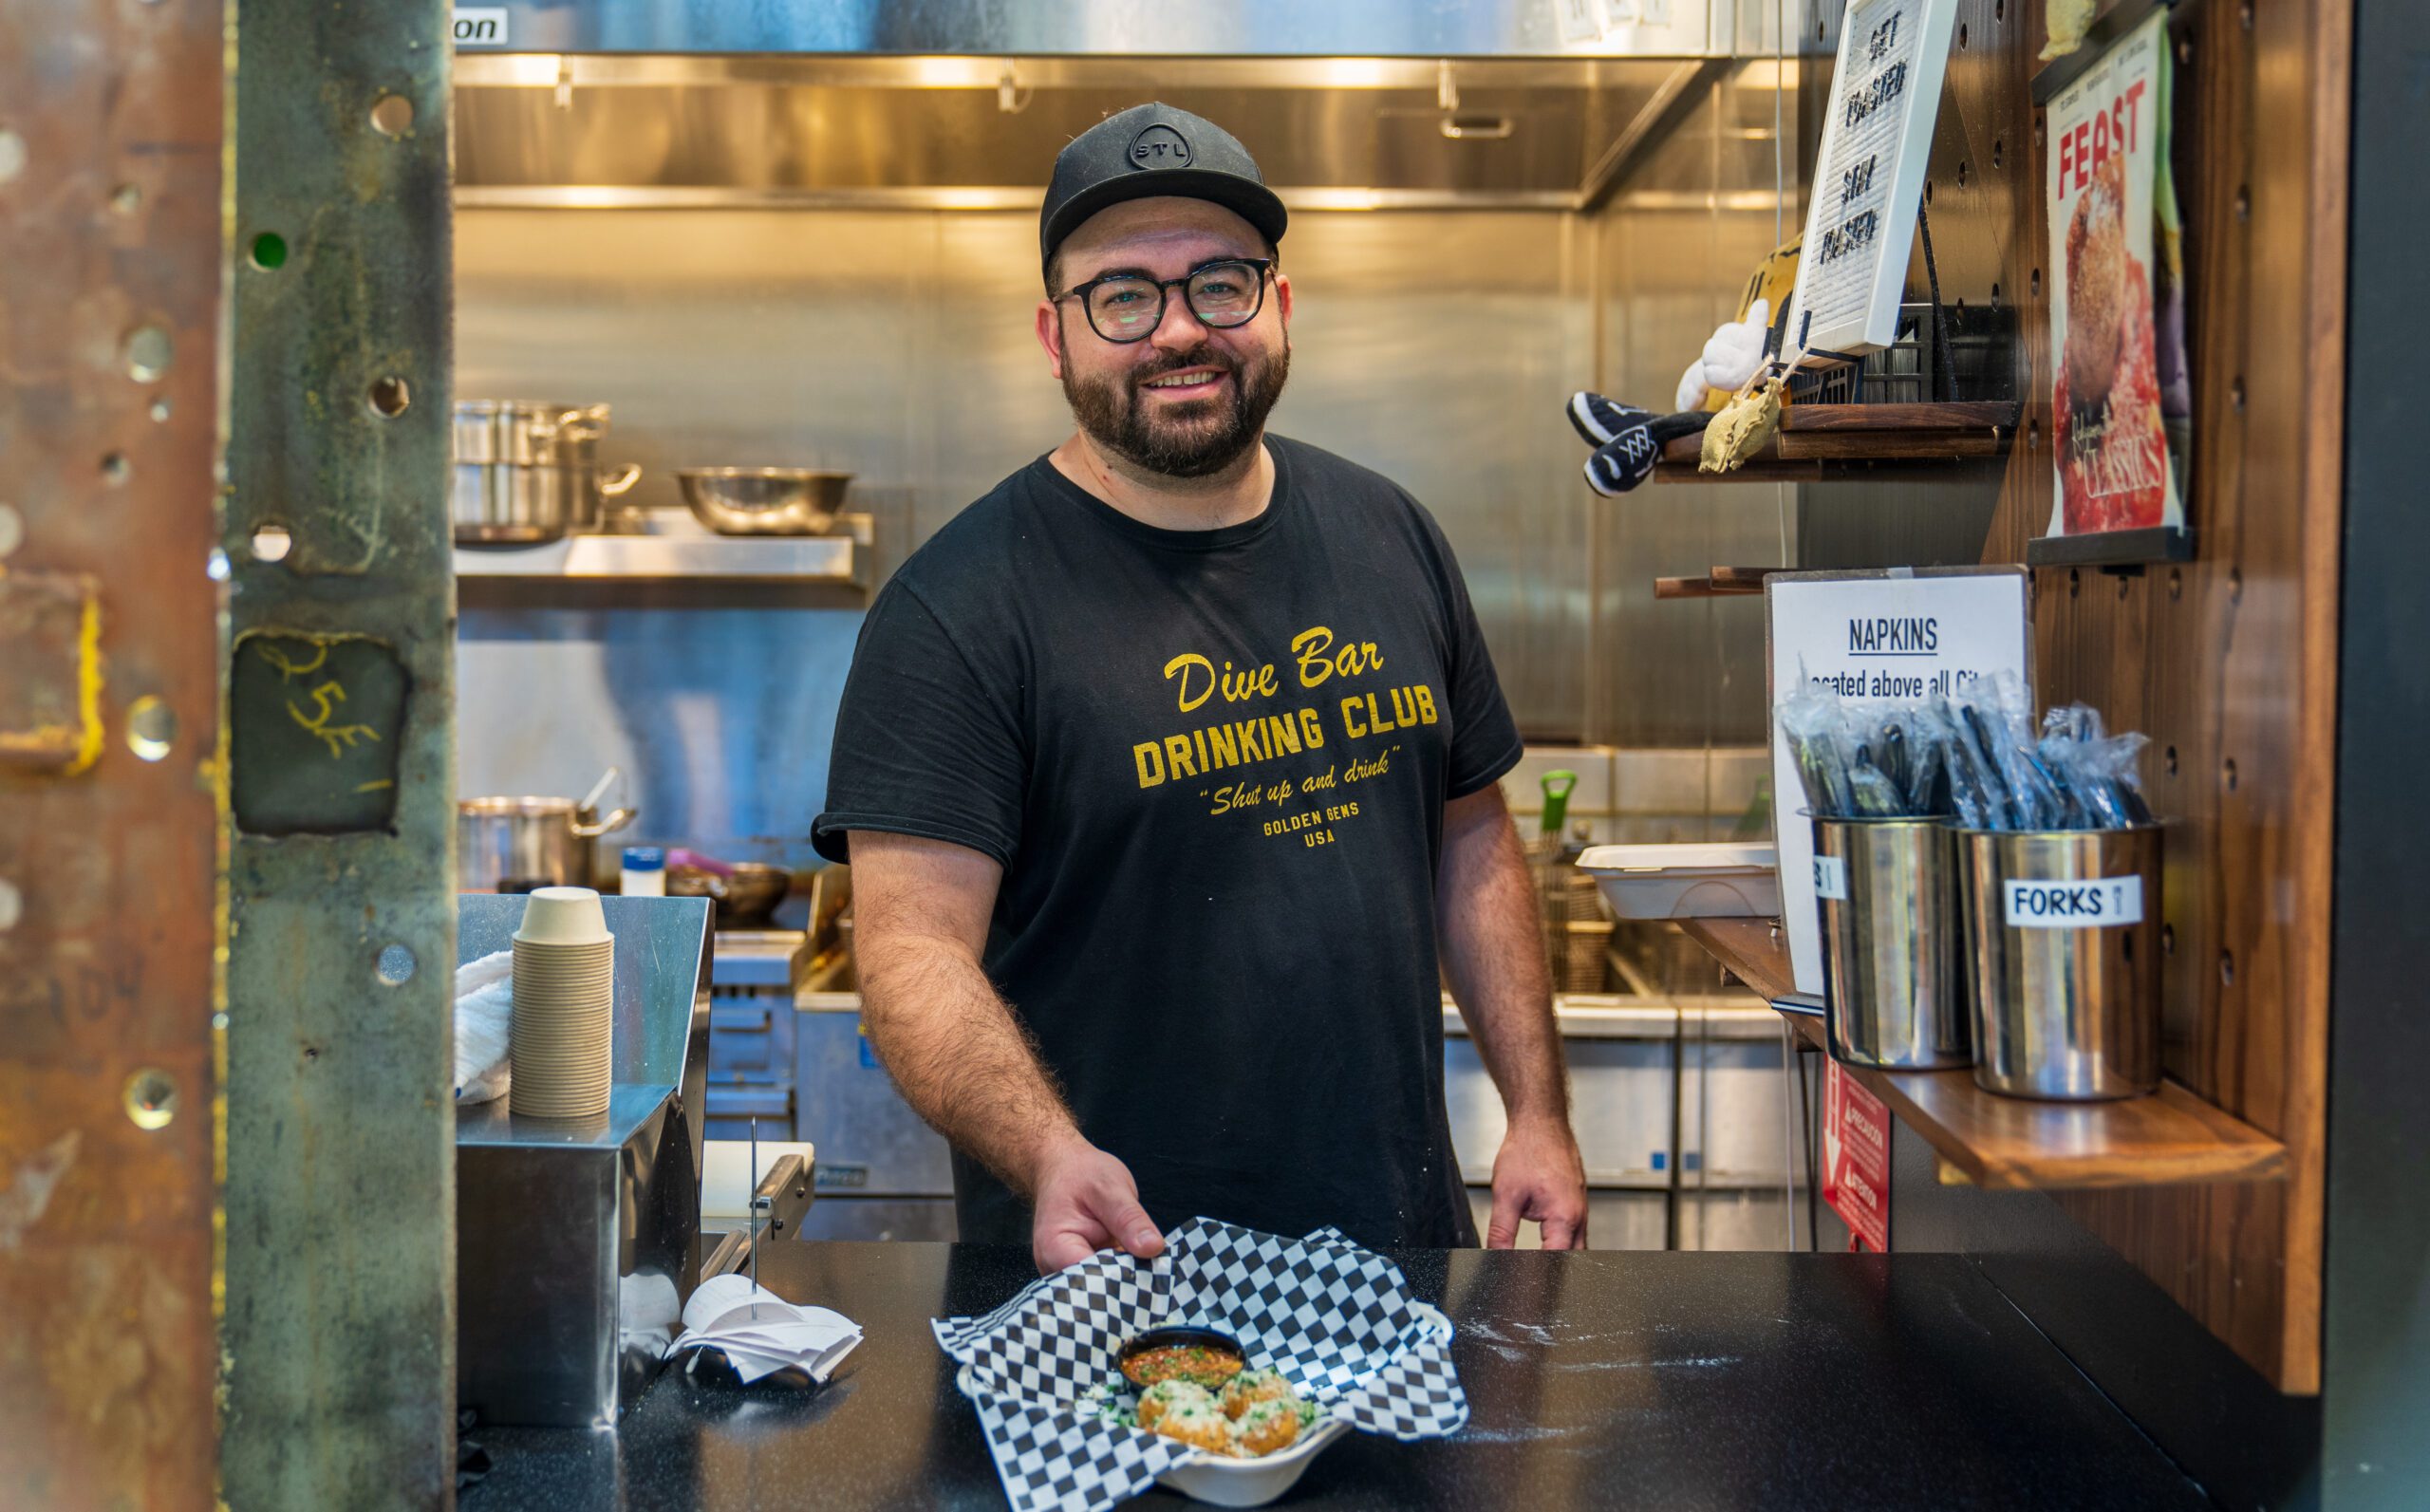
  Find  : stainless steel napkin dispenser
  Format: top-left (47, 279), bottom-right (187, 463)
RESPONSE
top-left (455, 893), bottom-right (712, 1428)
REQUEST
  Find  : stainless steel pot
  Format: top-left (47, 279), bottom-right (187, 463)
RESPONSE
top-left (1814, 815), bottom-right (1970, 1071)
top-left (452, 401), bottom-right (642, 544)
top-left (1958, 825), bottom-right (2161, 1100)
top-left (458, 767), bottom-right (639, 892)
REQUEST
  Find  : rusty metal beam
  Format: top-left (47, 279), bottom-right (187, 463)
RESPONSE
top-left (0, 1), bottom-right (229, 1506)
top-left (220, 1), bottom-right (458, 1505)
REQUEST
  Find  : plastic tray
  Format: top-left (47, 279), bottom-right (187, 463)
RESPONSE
top-left (1577, 842), bottom-right (1782, 920)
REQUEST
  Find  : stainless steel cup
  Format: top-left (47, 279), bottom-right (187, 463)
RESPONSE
top-left (1814, 816), bottom-right (1970, 1070)
top-left (1957, 826), bottom-right (2161, 1100)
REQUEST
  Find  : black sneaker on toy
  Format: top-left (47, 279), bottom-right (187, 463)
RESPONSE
top-left (1582, 412), bottom-right (1710, 496)
top-left (1583, 424), bottom-right (1664, 495)
top-left (1567, 391), bottom-right (1654, 447)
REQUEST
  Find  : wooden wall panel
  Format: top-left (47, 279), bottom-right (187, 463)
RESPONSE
top-left (0, 1), bottom-right (228, 1503)
top-left (1964, 0), bottom-right (2346, 1392)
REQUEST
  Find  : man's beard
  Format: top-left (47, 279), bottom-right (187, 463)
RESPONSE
top-left (1061, 338), bottom-right (1291, 479)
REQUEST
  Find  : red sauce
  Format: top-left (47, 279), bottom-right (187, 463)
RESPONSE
top-left (1122, 1343), bottom-right (1243, 1390)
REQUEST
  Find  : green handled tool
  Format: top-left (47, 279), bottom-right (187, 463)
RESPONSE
top-left (1538, 770), bottom-right (1579, 840)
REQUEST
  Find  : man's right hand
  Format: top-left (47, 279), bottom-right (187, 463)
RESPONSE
top-left (1029, 1133), bottom-right (1167, 1275)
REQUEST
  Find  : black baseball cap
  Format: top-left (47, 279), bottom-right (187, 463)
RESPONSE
top-left (1038, 103), bottom-right (1289, 281)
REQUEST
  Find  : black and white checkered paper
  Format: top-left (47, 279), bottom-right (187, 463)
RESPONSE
top-left (933, 1218), bottom-right (1468, 1512)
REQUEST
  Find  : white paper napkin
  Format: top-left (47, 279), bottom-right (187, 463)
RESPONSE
top-left (665, 1272), bottom-right (863, 1385)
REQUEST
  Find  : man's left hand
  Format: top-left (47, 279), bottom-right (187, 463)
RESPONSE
top-left (1485, 1115), bottom-right (1590, 1250)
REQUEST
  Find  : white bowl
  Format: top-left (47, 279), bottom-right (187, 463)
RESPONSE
top-left (954, 1301), bottom-right (1451, 1508)
top-left (1152, 1413), bottom-right (1354, 1508)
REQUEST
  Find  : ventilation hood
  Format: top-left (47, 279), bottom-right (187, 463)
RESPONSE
top-left (454, 52), bottom-right (1790, 207)
top-left (449, 0), bottom-right (1770, 59)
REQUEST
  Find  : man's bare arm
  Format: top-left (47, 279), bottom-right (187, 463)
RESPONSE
top-left (1434, 785), bottom-right (1589, 1248)
top-left (849, 830), bottom-right (1165, 1271)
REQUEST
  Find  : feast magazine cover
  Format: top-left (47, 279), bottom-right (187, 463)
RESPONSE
top-left (2046, 10), bottom-right (2187, 537)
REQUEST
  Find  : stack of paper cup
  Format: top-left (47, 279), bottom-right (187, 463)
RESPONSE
top-left (510, 887), bottom-right (614, 1118)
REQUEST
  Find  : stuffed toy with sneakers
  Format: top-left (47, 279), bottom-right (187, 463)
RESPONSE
top-left (1567, 295), bottom-right (1788, 493)
top-left (1564, 392), bottom-right (1710, 496)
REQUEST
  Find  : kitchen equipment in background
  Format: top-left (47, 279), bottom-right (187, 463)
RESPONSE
top-left (452, 400), bottom-right (642, 544)
top-left (1449, 1002), bottom-right (1673, 1190)
top-left (1543, 885), bottom-right (1614, 993)
top-left (458, 766), bottom-right (638, 892)
top-left (1675, 1004), bottom-right (1807, 1251)
top-left (793, 994), bottom-right (959, 1240)
top-left (1537, 769), bottom-right (1578, 838)
top-left (622, 847), bottom-right (667, 897)
top-left (667, 848), bottom-right (794, 927)
top-left (701, 931), bottom-right (805, 1142)
top-left (1448, 995), bottom-right (1806, 1251)
top-left (548, 403), bottom-right (647, 533)
top-left (797, 866), bottom-right (854, 992)
top-left (1580, 842), bottom-right (1783, 920)
top-left (676, 467), bottom-right (852, 536)
top-left (1523, 783), bottom-right (1611, 993)
top-left (1814, 816), bottom-right (1970, 1071)
top-left (1959, 825), bottom-right (2162, 1100)
top-left (698, 1138), bottom-right (818, 1240)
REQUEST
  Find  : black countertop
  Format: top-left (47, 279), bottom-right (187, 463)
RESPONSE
top-left (462, 1242), bottom-right (2203, 1511)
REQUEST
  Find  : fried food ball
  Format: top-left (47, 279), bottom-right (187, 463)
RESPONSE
top-left (1218, 1368), bottom-right (1293, 1422)
top-left (1136, 1379), bottom-right (1215, 1433)
top-left (2066, 152), bottom-right (2131, 404)
top-left (1150, 1399), bottom-right (1236, 1456)
top-left (1231, 1399), bottom-right (1302, 1458)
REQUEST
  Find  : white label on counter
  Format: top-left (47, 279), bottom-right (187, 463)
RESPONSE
top-left (1813, 855), bottom-right (1849, 901)
top-left (454, 7), bottom-right (509, 46)
top-left (2005, 876), bottom-right (2143, 927)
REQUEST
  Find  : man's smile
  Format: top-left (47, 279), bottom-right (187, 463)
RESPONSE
top-left (1140, 366), bottom-right (1229, 395)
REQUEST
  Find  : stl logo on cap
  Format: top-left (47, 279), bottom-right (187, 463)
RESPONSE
top-left (1128, 122), bottom-right (1193, 170)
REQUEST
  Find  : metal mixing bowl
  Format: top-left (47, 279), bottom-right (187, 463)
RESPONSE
top-left (667, 861), bottom-right (793, 924)
top-left (676, 467), bottom-right (851, 536)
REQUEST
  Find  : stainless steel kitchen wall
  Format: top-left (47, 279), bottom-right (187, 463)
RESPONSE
top-left (1585, 64), bottom-right (1798, 749)
top-left (454, 204), bottom-right (1594, 861)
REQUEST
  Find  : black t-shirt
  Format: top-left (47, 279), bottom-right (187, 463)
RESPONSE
top-left (813, 436), bottom-right (1523, 1250)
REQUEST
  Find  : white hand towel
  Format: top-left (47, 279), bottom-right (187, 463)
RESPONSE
top-left (454, 949), bottom-right (515, 1104)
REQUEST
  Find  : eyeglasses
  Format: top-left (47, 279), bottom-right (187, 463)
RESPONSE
top-left (1052, 258), bottom-right (1275, 345)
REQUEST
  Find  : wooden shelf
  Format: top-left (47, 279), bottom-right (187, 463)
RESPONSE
top-left (1676, 918), bottom-right (2288, 1191)
top-left (1654, 401), bottom-right (2020, 483)
top-left (1680, 917), bottom-right (1802, 1001)
top-left (1654, 565), bottom-right (1781, 600)
top-left (2028, 0), bottom-right (2191, 104)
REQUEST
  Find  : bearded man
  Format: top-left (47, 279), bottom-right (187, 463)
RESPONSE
top-left (813, 103), bottom-right (1588, 1272)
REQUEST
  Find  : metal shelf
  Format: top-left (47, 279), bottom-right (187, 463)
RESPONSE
top-left (454, 512), bottom-right (871, 586)
top-left (454, 513), bottom-right (873, 607)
